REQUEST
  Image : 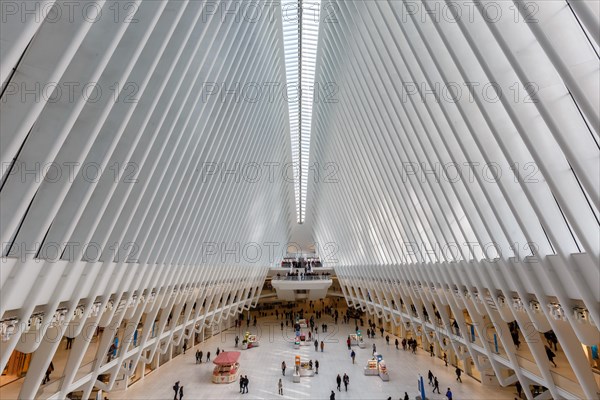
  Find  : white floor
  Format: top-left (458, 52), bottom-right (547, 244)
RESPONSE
top-left (111, 315), bottom-right (517, 400)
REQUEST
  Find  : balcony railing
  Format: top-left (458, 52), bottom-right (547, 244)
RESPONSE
top-left (272, 274), bottom-right (331, 281)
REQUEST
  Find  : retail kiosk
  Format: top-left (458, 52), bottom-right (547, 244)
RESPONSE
top-left (349, 331), bottom-right (366, 348)
top-left (364, 353), bottom-right (389, 381)
top-left (241, 332), bottom-right (259, 349)
top-left (292, 355), bottom-right (315, 378)
top-left (211, 351), bottom-right (240, 384)
top-left (294, 331), bottom-right (310, 347)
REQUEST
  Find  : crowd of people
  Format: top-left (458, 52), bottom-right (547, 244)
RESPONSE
top-left (427, 369), bottom-right (458, 399)
top-left (281, 257), bottom-right (322, 269)
top-left (171, 300), bottom-right (515, 400)
top-left (279, 270), bottom-right (332, 280)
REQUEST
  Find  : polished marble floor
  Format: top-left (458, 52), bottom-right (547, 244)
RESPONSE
top-left (111, 315), bottom-right (517, 400)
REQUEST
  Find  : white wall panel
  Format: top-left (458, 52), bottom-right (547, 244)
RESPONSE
top-left (309, 1), bottom-right (599, 399)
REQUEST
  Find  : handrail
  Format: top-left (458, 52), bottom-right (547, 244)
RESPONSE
top-left (272, 275), bottom-right (332, 281)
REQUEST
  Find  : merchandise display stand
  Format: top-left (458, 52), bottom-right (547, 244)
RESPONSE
top-left (211, 351), bottom-right (241, 384)
top-left (294, 331), bottom-right (310, 347)
top-left (292, 354), bottom-right (315, 378)
top-left (241, 332), bottom-right (259, 349)
top-left (378, 360), bottom-right (389, 381)
top-left (350, 331), bottom-right (366, 348)
top-left (364, 353), bottom-right (389, 381)
top-left (364, 359), bottom-right (379, 376)
top-left (293, 355), bottom-right (301, 383)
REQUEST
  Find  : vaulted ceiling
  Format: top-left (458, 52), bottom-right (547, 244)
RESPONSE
top-left (1, 0), bottom-right (598, 305)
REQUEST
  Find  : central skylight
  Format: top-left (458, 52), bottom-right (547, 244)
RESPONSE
top-left (281, 0), bottom-right (321, 224)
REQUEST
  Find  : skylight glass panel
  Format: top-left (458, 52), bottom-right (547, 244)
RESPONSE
top-left (281, 0), bottom-right (321, 224)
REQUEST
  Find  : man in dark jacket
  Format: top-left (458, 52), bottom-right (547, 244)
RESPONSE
top-left (172, 381), bottom-right (180, 400)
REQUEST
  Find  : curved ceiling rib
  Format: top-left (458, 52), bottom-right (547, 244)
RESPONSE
top-left (307, 2), bottom-right (598, 397)
top-left (0, 1), bottom-right (598, 399)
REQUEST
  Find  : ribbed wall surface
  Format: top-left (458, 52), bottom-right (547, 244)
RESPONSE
top-left (0, 1), bottom-right (293, 398)
top-left (308, 1), bottom-right (599, 399)
top-left (0, 1), bottom-right (599, 399)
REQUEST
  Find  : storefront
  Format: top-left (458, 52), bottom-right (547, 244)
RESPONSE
top-left (1, 350), bottom-right (31, 387)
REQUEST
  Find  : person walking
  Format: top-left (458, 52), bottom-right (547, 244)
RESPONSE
top-left (347, 336), bottom-right (351, 350)
top-left (107, 343), bottom-right (116, 362)
top-left (330, 390), bottom-right (336, 400)
top-left (385, 335), bottom-right (390, 345)
top-left (278, 378), bottom-right (283, 395)
top-left (350, 349), bottom-right (356, 364)
top-left (545, 345), bottom-right (557, 367)
top-left (42, 361), bottom-right (54, 384)
top-left (315, 360), bottom-right (319, 374)
top-left (443, 353), bottom-right (448, 367)
top-left (216, 347), bottom-right (220, 357)
top-left (281, 361), bottom-right (286, 376)
top-left (244, 375), bottom-right (249, 393)
top-left (395, 338), bottom-right (399, 349)
top-left (372, 343), bottom-right (377, 355)
top-left (433, 377), bottom-right (440, 394)
top-left (430, 344), bottom-right (434, 357)
top-left (66, 337), bottom-right (73, 350)
top-left (239, 375), bottom-right (244, 393)
top-left (172, 381), bottom-right (180, 400)
top-left (428, 370), bottom-right (434, 385)
top-left (403, 392), bottom-right (409, 400)
top-left (343, 373), bottom-right (349, 391)
top-left (235, 335), bottom-right (239, 347)
top-left (206, 351), bottom-right (211, 362)
top-left (516, 381), bottom-right (523, 398)
top-left (380, 327), bottom-right (384, 337)
top-left (195, 350), bottom-right (200, 364)
top-left (183, 339), bottom-right (187, 354)
top-left (446, 388), bottom-right (453, 400)
top-left (178, 385), bottom-right (183, 400)
top-left (314, 339), bottom-right (319, 351)
top-left (336, 374), bottom-right (342, 391)
top-left (320, 341), bottom-right (324, 352)
top-left (455, 367), bottom-right (462, 382)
